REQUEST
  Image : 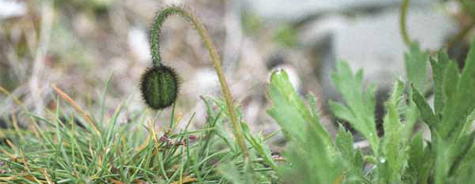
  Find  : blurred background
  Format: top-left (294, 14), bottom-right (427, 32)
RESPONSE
top-left (0, 0), bottom-right (473, 141)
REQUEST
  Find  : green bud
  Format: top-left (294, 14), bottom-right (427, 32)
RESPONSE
top-left (140, 65), bottom-right (179, 110)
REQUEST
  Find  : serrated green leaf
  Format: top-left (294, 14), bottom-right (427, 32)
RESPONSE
top-left (379, 81), bottom-right (405, 183)
top-left (434, 136), bottom-right (451, 184)
top-left (453, 137), bottom-right (475, 183)
top-left (442, 61), bottom-right (459, 101)
top-left (329, 101), bottom-right (355, 122)
top-left (267, 69), bottom-right (331, 145)
top-left (407, 133), bottom-right (432, 184)
top-left (267, 84), bottom-right (305, 141)
top-left (453, 164), bottom-right (475, 184)
top-left (430, 52), bottom-right (449, 115)
top-left (336, 126), bottom-right (355, 160)
top-left (307, 92), bottom-right (320, 120)
top-left (405, 42), bottom-right (429, 93)
top-left (402, 97), bottom-right (419, 141)
top-left (461, 109), bottom-right (475, 135)
top-left (448, 131), bottom-right (475, 176)
top-left (335, 126), bottom-right (364, 183)
top-left (412, 86), bottom-right (438, 129)
top-left (330, 62), bottom-right (379, 155)
top-left (440, 38), bottom-right (475, 141)
top-left (389, 80), bottom-right (405, 105)
top-left (353, 150), bottom-right (364, 173)
top-left (267, 70), bottom-right (342, 184)
top-left (281, 122), bottom-right (343, 184)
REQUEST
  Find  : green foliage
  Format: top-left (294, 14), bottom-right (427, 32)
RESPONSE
top-left (267, 70), bottom-right (342, 184)
top-left (335, 127), bottom-right (364, 183)
top-left (405, 43), bottom-right (429, 93)
top-left (406, 133), bottom-right (432, 183)
top-left (429, 52), bottom-right (449, 116)
top-left (329, 62), bottom-right (379, 155)
top-left (267, 70), bottom-right (331, 145)
top-left (264, 38), bottom-right (475, 183)
top-left (410, 37), bottom-right (475, 183)
top-left (379, 81), bottom-right (406, 183)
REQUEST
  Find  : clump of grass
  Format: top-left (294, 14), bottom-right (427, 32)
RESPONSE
top-left (0, 84), bottom-right (277, 183)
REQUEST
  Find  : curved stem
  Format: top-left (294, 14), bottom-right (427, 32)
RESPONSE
top-left (400, 0), bottom-right (411, 46)
top-left (150, 6), bottom-right (250, 161)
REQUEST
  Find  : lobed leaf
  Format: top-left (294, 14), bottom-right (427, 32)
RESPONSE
top-left (282, 123), bottom-right (343, 184)
top-left (406, 133), bottom-right (432, 184)
top-left (429, 52), bottom-right (449, 116)
top-left (412, 86), bottom-right (438, 129)
top-left (267, 70), bottom-right (332, 145)
top-left (405, 43), bottom-right (429, 93)
top-left (335, 126), bottom-right (364, 182)
top-left (379, 81), bottom-right (406, 183)
top-left (330, 62), bottom-right (379, 155)
top-left (266, 69), bottom-right (342, 184)
top-left (442, 61), bottom-right (459, 102)
top-left (440, 38), bottom-right (475, 141)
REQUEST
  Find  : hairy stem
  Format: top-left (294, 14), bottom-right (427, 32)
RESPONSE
top-left (150, 6), bottom-right (250, 161)
top-left (400, 0), bottom-right (411, 46)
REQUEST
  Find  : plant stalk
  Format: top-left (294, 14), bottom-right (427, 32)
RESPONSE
top-left (400, 0), bottom-right (411, 46)
top-left (150, 6), bottom-right (250, 162)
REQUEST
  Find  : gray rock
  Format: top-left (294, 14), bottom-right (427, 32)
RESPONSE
top-left (336, 7), bottom-right (456, 86)
top-left (301, 6), bottom-right (457, 105)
